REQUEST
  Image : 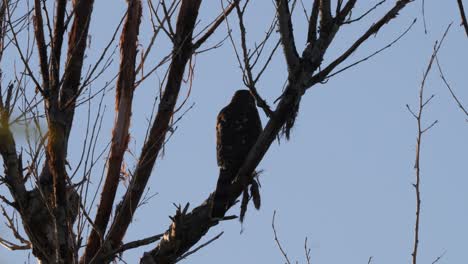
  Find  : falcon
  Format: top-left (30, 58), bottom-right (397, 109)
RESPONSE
top-left (211, 90), bottom-right (262, 220)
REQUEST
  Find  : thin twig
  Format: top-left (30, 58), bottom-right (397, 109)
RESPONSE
top-left (0, 236), bottom-right (31, 251)
top-left (343, 0), bottom-right (386, 24)
top-left (1, 206), bottom-right (31, 246)
top-left (234, 3), bottom-right (273, 116)
top-left (5, 3), bottom-right (43, 95)
top-left (409, 24), bottom-right (450, 264)
top-left (307, 0), bottom-right (414, 88)
top-left (434, 55), bottom-right (468, 118)
top-left (431, 250), bottom-right (446, 264)
top-left (272, 211), bottom-right (292, 264)
top-left (326, 18), bottom-right (416, 80)
top-left (175, 232), bottom-right (224, 263)
top-left (107, 233), bottom-right (164, 258)
top-left (304, 237), bottom-right (311, 264)
top-left (457, 0), bottom-right (468, 37)
top-left (422, 0), bottom-right (427, 34)
top-left (192, 0), bottom-right (239, 50)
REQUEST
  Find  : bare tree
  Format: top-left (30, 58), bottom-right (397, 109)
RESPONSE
top-left (0, 0), bottom-right (416, 263)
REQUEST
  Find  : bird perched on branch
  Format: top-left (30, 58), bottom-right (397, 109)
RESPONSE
top-left (211, 90), bottom-right (262, 222)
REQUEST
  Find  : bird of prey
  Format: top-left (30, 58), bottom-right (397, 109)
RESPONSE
top-left (211, 90), bottom-right (262, 221)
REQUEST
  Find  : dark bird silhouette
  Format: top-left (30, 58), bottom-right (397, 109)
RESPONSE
top-left (211, 90), bottom-right (262, 221)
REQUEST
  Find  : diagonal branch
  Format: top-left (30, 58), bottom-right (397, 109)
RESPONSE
top-left (80, 0), bottom-right (142, 262)
top-left (307, 0), bottom-right (320, 44)
top-left (109, 233), bottom-right (163, 259)
top-left (275, 0), bottom-right (300, 74)
top-left (341, 0), bottom-right (383, 25)
top-left (84, 2), bottom-right (233, 263)
top-left (139, 1), bottom-right (415, 263)
top-left (174, 232), bottom-right (223, 263)
top-left (192, 0), bottom-right (239, 50)
top-left (457, 0), bottom-right (468, 37)
top-left (307, 0), bottom-right (414, 88)
top-left (336, 0), bottom-right (357, 22)
top-left (324, 18), bottom-right (416, 80)
top-left (0, 120), bottom-right (27, 208)
top-left (435, 55), bottom-right (468, 118)
top-left (32, 0), bottom-right (50, 94)
top-left (57, 0), bottom-right (95, 140)
top-left (234, 3), bottom-right (273, 116)
top-left (5, 3), bottom-right (44, 96)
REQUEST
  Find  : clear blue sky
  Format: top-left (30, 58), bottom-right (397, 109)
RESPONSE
top-left (1, 1), bottom-right (468, 263)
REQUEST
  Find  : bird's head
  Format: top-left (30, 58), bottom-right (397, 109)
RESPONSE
top-left (231, 90), bottom-right (255, 107)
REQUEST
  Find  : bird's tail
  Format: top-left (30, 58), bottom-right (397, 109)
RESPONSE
top-left (211, 168), bottom-right (233, 219)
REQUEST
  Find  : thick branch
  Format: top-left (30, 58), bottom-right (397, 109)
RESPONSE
top-left (40, 0), bottom-right (95, 186)
top-left (139, 1), bottom-right (415, 263)
top-left (307, 0), bottom-right (320, 44)
top-left (33, 0), bottom-right (50, 93)
top-left (319, 0), bottom-right (332, 28)
top-left (50, 0), bottom-right (67, 94)
top-left (87, 2), bottom-right (205, 263)
top-left (275, 0), bottom-right (300, 74)
top-left (58, 0), bottom-right (95, 139)
top-left (0, 101), bottom-right (51, 260)
top-left (81, 1), bottom-right (142, 263)
top-left (43, 1), bottom-right (94, 262)
top-left (47, 118), bottom-right (72, 263)
top-left (140, 81), bottom-right (302, 264)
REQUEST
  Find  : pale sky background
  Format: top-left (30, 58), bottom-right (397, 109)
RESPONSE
top-left (1, 1), bottom-right (468, 263)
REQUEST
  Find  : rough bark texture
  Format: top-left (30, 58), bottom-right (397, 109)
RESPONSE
top-left (87, 1), bottom-right (202, 263)
top-left (43, 0), bottom-right (94, 262)
top-left (81, 0), bottom-right (142, 262)
top-left (0, 1), bottom-right (415, 263)
top-left (140, 1), bottom-right (413, 263)
top-left (5, 0), bottom-right (94, 262)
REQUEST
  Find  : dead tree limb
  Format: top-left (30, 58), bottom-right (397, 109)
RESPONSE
top-left (86, 1), bottom-right (238, 263)
top-left (80, 0), bottom-right (142, 262)
top-left (139, 1), bottom-right (414, 263)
